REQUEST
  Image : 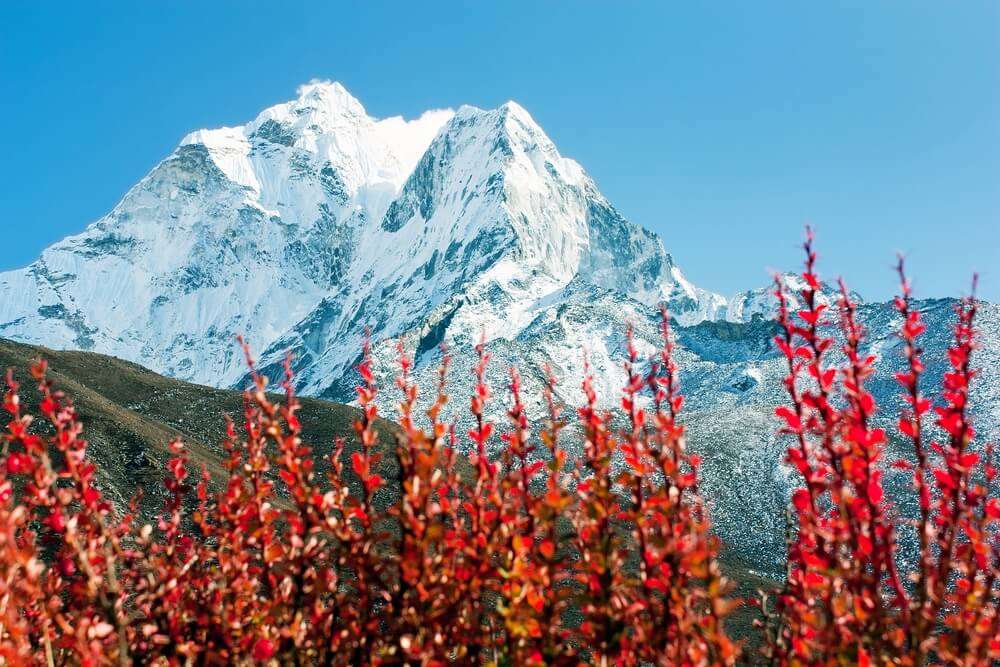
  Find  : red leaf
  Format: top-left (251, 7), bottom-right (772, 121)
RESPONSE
top-left (792, 488), bottom-right (811, 513)
top-left (867, 480), bottom-right (883, 505)
top-left (351, 452), bottom-right (366, 477)
top-left (253, 638), bottom-right (276, 661)
top-left (798, 309), bottom-right (820, 326)
top-left (933, 468), bottom-right (955, 490)
top-left (539, 539), bottom-right (555, 559)
top-left (775, 406), bottom-right (801, 431)
top-left (5, 452), bottom-right (31, 475)
top-left (986, 499), bottom-right (1000, 520)
top-left (960, 452), bottom-right (980, 468)
top-left (364, 474), bottom-right (383, 493)
top-left (857, 533), bottom-right (873, 557)
top-left (39, 396), bottom-right (58, 416)
top-left (891, 458), bottom-right (913, 471)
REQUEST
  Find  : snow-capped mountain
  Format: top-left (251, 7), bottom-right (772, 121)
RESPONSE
top-left (0, 82), bottom-right (455, 386)
top-left (1, 82), bottom-right (997, 574)
top-left (724, 272), bottom-right (861, 324)
top-left (0, 82), bottom-right (721, 394)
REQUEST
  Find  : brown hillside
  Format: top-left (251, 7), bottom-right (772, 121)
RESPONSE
top-left (0, 337), bottom-right (395, 515)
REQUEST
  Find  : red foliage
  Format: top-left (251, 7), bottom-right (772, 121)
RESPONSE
top-left (0, 231), bottom-right (995, 664)
top-left (762, 229), bottom-right (999, 665)
top-left (0, 313), bottom-right (735, 665)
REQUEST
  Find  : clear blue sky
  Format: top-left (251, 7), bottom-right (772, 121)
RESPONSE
top-left (2, 2), bottom-right (997, 301)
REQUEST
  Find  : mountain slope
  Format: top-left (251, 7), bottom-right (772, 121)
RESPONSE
top-left (0, 337), bottom-right (391, 516)
top-left (364, 288), bottom-right (999, 574)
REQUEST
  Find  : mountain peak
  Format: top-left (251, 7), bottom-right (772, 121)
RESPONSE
top-left (449, 101), bottom-right (546, 138)
top-left (247, 80), bottom-right (369, 139)
top-left (496, 100), bottom-right (536, 125)
top-left (297, 79), bottom-right (352, 98)
top-left (724, 272), bottom-right (864, 323)
top-left (293, 80), bottom-right (367, 116)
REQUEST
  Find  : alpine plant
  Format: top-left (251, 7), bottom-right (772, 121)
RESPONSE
top-left (0, 233), bottom-right (995, 665)
top-left (760, 230), bottom-right (999, 665)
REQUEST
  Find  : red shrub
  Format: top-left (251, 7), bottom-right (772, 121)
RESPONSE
top-left (0, 312), bottom-right (735, 665)
top-left (0, 232), bottom-right (995, 665)
top-left (762, 230), bottom-right (999, 665)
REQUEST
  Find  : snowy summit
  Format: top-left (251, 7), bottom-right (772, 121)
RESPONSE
top-left (0, 81), bottom-right (726, 393)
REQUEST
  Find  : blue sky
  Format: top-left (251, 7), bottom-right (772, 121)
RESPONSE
top-left (1, 2), bottom-right (997, 300)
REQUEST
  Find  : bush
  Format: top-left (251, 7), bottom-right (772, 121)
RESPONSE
top-left (760, 231), bottom-right (998, 664)
top-left (0, 233), bottom-right (995, 665)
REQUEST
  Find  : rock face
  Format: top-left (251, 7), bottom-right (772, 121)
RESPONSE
top-left (1, 82), bottom-right (997, 573)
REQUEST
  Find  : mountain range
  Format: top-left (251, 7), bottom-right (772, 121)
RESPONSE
top-left (1, 81), bottom-right (997, 574)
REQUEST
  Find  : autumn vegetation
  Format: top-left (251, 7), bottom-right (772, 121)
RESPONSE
top-left (0, 234), bottom-right (997, 665)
